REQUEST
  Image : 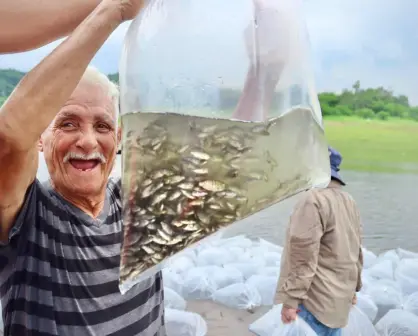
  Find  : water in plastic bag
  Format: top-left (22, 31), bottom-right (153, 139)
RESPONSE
top-left (118, 0), bottom-right (330, 293)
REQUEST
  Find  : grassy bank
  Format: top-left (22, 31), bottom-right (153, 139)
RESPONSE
top-left (324, 116), bottom-right (418, 174)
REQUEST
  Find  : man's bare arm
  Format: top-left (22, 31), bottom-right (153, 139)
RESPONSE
top-left (232, 64), bottom-right (281, 122)
top-left (0, 0), bottom-right (101, 53)
top-left (0, 1), bottom-right (123, 241)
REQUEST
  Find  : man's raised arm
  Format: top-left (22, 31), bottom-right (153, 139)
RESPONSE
top-left (0, 0), bottom-right (143, 241)
top-left (0, 0), bottom-right (101, 53)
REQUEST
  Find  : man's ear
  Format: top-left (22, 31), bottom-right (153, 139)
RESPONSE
top-left (117, 126), bottom-right (122, 144)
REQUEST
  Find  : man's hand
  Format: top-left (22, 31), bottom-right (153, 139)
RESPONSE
top-left (103, 0), bottom-right (146, 22)
top-left (281, 306), bottom-right (298, 324)
top-left (352, 294), bottom-right (357, 305)
top-left (244, 0), bottom-right (293, 67)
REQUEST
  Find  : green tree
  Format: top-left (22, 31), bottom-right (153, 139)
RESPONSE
top-left (356, 108), bottom-right (375, 119)
top-left (336, 105), bottom-right (353, 116)
top-left (376, 111), bottom-right (390, 120)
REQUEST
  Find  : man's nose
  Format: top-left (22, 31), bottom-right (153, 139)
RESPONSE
top-left (75, 128), bottom-right (99, 152)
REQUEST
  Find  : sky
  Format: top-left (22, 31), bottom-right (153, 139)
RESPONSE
top-left (1, 0), bottom-right (418, 104)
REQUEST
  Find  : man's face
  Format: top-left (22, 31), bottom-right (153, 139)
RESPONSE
top-left (40, 80), bottom-right (120, 197)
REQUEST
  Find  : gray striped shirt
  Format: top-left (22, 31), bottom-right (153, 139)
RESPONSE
top-left (0, 178), bottom-right (165, 335)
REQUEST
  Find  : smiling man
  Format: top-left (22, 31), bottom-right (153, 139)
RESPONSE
top-left (40, 73), bottom-right (120, 208)
top-left (0, 0), bottom-right (166, 335)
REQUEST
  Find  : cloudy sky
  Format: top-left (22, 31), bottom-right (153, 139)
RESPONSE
top-left (1, 0), bottom-right (417, 103)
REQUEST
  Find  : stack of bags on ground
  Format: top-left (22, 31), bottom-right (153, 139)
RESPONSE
top-left (162, 234), bottom-right (418, 336)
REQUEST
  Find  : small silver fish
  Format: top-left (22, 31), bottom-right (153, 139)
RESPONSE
top-left (190, 151), bottom-right (210, 161)
top-left (178, 182), bottom-right (194, 190)
top-left (199, 180), bottom-right (226, 192)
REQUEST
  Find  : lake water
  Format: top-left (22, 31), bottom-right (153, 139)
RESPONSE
top-left (37, 153), bottom-right (417, 255)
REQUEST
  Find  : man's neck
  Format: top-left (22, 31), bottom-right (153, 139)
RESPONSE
top-left (51, 182), bottom-right (106, 218)
top-left (328, 180), bottom-right (342, 188)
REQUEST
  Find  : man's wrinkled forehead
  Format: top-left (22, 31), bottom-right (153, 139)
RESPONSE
top-left (55, 110), bottom-right (115, 124)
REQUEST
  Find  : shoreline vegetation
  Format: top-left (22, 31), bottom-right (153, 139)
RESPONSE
top-left (1, 69), bottom-right (417, 174)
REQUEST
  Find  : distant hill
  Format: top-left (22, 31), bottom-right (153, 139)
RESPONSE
top-left (0, 69), bottom-right (25, 97)
top-left (0, 69), bottom-right (119, 106)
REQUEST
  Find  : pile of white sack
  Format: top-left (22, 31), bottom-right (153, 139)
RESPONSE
top-left (162, 233), bottom-right (418, 336)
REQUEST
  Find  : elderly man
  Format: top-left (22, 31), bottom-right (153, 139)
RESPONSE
top-left (0, 0), bottom-right (168, 335)
top-left (275, 146), bottom-right (363, 335)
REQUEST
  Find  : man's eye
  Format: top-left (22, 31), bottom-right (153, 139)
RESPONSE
top-left (97, 123), bottom-right (111, 131)
top-left (62, 122), bottom-right (75, 128)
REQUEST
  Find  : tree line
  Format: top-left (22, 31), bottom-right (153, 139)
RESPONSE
top-left (1, 70), bottom-right (417, 121)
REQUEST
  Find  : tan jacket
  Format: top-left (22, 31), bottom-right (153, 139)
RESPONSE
top-left (275, 184), bottom-right (363, 328)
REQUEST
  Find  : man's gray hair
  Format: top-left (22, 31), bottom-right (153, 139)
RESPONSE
top-left (81, 66), bottom-right (120, 120)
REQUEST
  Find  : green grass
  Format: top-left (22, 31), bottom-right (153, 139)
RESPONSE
top-left (324, 116), bottom-right (418, 174)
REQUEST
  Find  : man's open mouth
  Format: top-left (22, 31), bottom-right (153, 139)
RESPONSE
top-left (69, 159), bottom-right (101, 172)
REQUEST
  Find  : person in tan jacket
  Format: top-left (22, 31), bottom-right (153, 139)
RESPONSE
top-left (275, 146), bottom-right (363, 335)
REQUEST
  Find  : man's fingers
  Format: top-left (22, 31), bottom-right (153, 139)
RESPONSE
top-left (281, 314), bottom-right (287, 323)
top-left (282, 315), bottom-right (291, 324)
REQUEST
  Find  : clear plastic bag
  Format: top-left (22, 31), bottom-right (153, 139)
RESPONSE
top-left (164, 287), bottom-right (187, 310)
top-left (367, 281), bottom-right (403, 323)
top-left (356, 292), bottom-right (378, 322)
top-left (258, 238), bottom-right (284, 254)
top-left (397, 248), bottom-right (418, 260)
top-left (223, 262), bottom-right (261, 280)
top-left (341, 306), bottom-right (378, 336)
top-left (375, 309), bottom-right (418, 336)
top-left (368, 259), bottom-right (395, 280)
top-left (403, 292), bottom-right (418, 316)
top-left (162, 268), bottom-right (185, 295)
top-left (395, 259), bottom-right (418, 296)
top-left (272, 318), bottom-right (318, 336)
top-left (362, 247), bottom-right (377, 269)
top-left (196, 247), bottom-right (234, 267)
top-left (212, 266), bottom-right (244, 289)
top-left (376, 250), bottom-right (400, 269)
top-left (246, 275), bottom-right (278, 305)
top-left (117, 0), bottom-right (330, 293)
top-left (182, 266), bottom-right (218, 300)
top-left (166, 254), bottom-right (196, 274)
top-left (216, 235), bottom-right (254, 249)
top-left (164, 308), bottom-right (208, 336)
top-left (249, 304), bottom-right (284, 336)
top-left (258, 266), bottom-right (281, 277)
top-left (211, 283), bottom-right (262, 310)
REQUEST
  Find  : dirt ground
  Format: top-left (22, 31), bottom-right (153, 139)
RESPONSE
top-left (186, 300), bottom-right (271, 336)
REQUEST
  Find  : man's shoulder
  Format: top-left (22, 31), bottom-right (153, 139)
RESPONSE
top-left (107, 177), bottom-right (122, 200)
top-left (308, 186), bottom-right (354, 201)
